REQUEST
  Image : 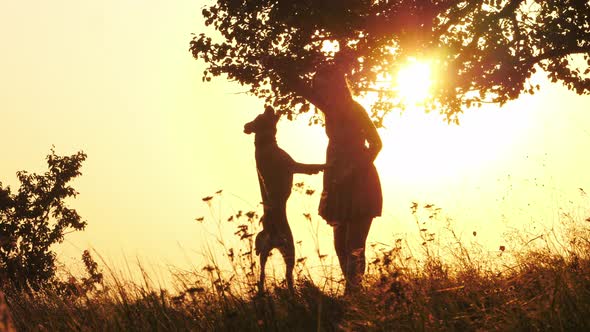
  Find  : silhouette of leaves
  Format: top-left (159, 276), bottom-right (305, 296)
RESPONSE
top-left (240, 233), bottom-right (254, 240)
top-left (0, 148), bottom-right (87, 289)
top-left (192, 1), bottom-right (590, 122)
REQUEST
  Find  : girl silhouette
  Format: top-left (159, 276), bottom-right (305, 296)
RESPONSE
top-left (313, 65), bottom-right (383, 294)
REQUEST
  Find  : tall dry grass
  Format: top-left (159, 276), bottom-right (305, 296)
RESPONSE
top-left (4, 191), bottom-right (590, 331)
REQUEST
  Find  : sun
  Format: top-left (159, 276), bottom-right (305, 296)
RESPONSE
top-left (361, 55), bottom-right (534, 189)
top-left (395, 58), bottom-right (433, 104)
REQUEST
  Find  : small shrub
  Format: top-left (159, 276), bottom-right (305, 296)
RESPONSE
top-left (0, 148), bottom-right (87, 289)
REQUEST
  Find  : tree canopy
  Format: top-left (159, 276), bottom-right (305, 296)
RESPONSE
top-left (0, 149), bottom-right (87, 289)
top-left (190, 0), bottom-right (590, 125)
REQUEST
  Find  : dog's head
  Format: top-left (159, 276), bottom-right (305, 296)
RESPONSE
top-left (244, 106), bottom-right (280, 135)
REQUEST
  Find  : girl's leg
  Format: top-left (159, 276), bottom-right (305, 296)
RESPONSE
top-left (333, 217), bottom-right (373, 294)
top-left (332, 222), bottom-right (348, 285)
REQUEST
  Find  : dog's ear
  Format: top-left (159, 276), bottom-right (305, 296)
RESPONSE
top-left (264, 106), bottom-right (275, 116)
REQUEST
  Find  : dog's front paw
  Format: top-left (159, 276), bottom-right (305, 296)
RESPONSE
top-left (310, 164), bottom-right (326, 174)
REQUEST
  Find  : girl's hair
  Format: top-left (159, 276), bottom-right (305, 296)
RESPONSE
top-left (312, 64), bottom-right (352, 100)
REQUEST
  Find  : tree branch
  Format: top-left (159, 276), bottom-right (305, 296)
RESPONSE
top-left (464, 0), bottom-right (527, 52)
top-left (281, 73), bottom-right (327, 110)
top-left (434, 0), bottom-right (481, 38)
top-left (529, 45), bottom-right (590, 65)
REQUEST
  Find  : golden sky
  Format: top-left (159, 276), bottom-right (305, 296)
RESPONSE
top-left (1, 1), bottom-right (590, 279)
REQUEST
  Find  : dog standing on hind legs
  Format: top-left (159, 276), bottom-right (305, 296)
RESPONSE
top-left (244, 106), bottom-right (324, 295)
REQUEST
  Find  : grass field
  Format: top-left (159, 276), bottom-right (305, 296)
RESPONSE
top-left (4, 201), bottom-right (590, 331)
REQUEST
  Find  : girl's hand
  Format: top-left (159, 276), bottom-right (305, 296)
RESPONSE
top-left (332, 164), bottom-right (355, 184)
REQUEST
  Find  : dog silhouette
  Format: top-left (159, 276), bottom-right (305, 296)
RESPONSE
top-left (244, 106), bottom-right (323, 294)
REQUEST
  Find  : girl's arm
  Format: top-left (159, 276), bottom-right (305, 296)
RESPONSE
top-left (354, 101), bottom-right (382, 163)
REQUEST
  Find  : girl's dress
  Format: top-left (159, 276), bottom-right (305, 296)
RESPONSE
top-left (318, 101), bottom-right (383, 224)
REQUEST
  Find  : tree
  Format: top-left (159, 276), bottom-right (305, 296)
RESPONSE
top-left (0, 149), bottom-right (87, 289)
top-left (190, 0), bottom-right (590, 124)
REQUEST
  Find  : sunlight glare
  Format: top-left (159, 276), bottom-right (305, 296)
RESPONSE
top-left (374, 103), bottom-right (534, 189)
top-left (395, 59), bottom-right (432, 104)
